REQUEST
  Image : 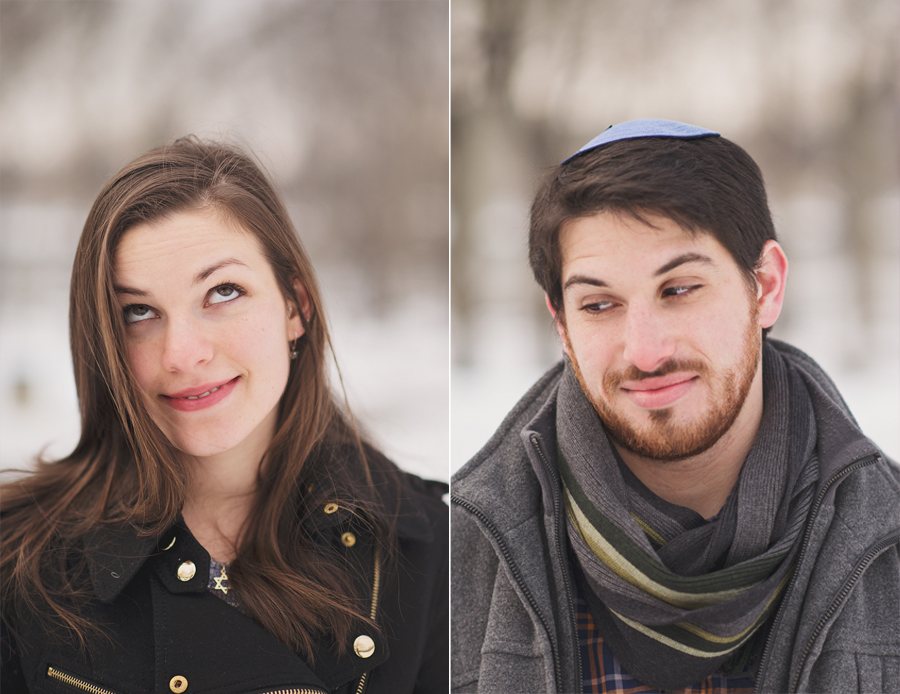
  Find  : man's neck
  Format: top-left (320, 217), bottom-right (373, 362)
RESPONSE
top-left (613, 370), bottom-right (765, 519)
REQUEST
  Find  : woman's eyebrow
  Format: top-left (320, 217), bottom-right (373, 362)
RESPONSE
top-left (113, 285), bottom-right (148, 297)
top-left (114, 258), bottom-right (250, 297)
top-left (193, 258), bottom-right (249, 285)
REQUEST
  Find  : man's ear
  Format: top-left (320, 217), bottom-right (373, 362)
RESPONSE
top-left (546, 295), bottom-right (570, 357)
top-left (755, 240), bottom-right (788, 330)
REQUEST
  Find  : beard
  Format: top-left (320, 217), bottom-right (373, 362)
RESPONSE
top-left (565, 306), bottom-right (761, 463)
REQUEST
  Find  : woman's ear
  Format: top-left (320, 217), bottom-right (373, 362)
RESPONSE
top-left (288, 278), bottom-right (313, 338)
top-left (755, 240), bottom-right (789, 330)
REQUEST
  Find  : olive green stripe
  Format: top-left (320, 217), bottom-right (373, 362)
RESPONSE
top-left (611, 569), bottom-right (790, 655)
top-left (558, 451), bottom-right (784, 593)
top-left (631, 513), bottom-right (667, 548)
top-left (567, 486), bottom-right (782, 594)
top-left (613, 612), bottom-right (750, 658)
top-left (566, 490), bottom-right (746, 608)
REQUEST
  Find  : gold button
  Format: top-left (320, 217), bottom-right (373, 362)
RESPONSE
top-left (353, 634), bottom-right (375, 658)
top-left (324, 503), bottom-right (339, 514)
top-left (176, 561), bottom-right (196, 582)
top-left (162, 536), bottom-right (176, 551)
top-left (169, 675), bottom-right (188, 693)
top-left (341, 532), bottom-right (356, 547)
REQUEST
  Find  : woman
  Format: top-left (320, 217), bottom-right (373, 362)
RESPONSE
top-left (1, 137), bottom-right (448, 694)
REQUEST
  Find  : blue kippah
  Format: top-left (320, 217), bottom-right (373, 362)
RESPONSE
top-left (561, 118), bottom-right (720, 164)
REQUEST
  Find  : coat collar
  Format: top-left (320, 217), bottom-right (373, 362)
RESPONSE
top-left (83, 521), bottom-right (164, 603)
top-left (84, 471), bottom-right (441, 603)
top-left (392, 474), bottom-right (446, 542)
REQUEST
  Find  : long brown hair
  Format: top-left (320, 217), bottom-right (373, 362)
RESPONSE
top-left (1, 136), bottom-right (399, 658)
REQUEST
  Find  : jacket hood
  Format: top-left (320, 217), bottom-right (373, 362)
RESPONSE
top-left (765, 339), bottom-right (882, 477)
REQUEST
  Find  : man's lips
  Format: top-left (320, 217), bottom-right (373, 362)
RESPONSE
top-left (620, 373), bottom-right (698, 409)
top-left (161, 376), bottom-right (240, 412)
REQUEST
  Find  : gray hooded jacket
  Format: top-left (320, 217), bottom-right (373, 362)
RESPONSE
top-left (451, 340), bottom-right (900, 693)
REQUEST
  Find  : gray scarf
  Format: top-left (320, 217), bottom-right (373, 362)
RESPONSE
top-left (557, 342), bottom-right (819, 689)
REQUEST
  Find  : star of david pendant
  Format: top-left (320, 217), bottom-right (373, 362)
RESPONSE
top-left (213, 564), bottom-right (230, 595)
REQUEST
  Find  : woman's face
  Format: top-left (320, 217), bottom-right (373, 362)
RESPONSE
top-left (113, 208), bottom-right (305, 462)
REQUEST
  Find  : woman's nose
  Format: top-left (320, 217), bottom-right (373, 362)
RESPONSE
top-left (621, 303), bottom-right (676, 374)
top-left (160, 317), bottom-right (214, 373)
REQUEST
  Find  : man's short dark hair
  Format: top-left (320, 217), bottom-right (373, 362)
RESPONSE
top-left (529, 135), bottom-right (778, 315)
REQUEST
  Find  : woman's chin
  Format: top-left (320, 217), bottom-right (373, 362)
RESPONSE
top-left (166, 431), bottom-right (241, 460)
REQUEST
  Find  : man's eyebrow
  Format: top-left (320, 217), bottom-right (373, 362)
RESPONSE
top-left (654, 252), bottom-right (715, 277)
top-left (562, 253), bottom-right (715, 292)
top-left (113, 258), bottom-right (249, 297)
top-left (563, 276), bottom-right (609, 291)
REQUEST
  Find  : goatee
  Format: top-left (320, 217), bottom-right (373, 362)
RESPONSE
top-left (565, 310), bottom-right (761, 463)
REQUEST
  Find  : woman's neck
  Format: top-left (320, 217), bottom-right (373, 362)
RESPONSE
top-left (182, 458), bottom-right (258, 563)
top-left (180, 406), bottom-right (278, 562)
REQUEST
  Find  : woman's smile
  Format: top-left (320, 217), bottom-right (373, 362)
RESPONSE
top-left (162, 376), bottom-right (241, 412)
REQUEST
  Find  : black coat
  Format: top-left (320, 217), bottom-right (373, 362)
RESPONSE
top-left (1, 475), bottom-right (448, 694)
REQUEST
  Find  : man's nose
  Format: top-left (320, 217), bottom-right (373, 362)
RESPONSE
top-left (160, 317), bottom-right (214, 373)
top-left (621, 303), bottom-right (676, 373)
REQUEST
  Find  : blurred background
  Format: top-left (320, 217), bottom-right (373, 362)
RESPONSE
top-left (0, 0), bottom-right (449, 481)
top-left (452, 0), bottom-right (899, 470)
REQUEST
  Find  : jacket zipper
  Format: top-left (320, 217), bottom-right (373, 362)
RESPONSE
top-left (450, 495), bottom-right (560, 691)
top-left (787, 530), bottom-right (900, 693)
top-left (353, 543), bottom-right (382, 694)
top-left (756, 454), bottom-right (882, 690)
top-left (47, 667), bottom-right (120, 694)
top-left (451, 491), bottom-right (564, 694)
top-left (48, 666), bottom-right (328, 694)
top-left (530, 433), bottom-right (582, 693)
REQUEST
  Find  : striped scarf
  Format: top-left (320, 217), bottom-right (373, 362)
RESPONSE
top-left (557, 343), bottom-right (819, 689)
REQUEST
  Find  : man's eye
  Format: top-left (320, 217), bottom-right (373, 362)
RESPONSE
top-left (582, 300), bottom-right (616, 313)
top-left (664, 285), bottom-right (700, 297)
top-left (208, 283), bottom-right (244, 305)
top-left (123, 304), bottom-right (157, 324)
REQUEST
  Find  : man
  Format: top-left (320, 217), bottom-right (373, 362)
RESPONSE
top-left (451, 119), bottom-right (900, 693)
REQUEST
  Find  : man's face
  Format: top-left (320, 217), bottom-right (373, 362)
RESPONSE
top-left (556, 211), bottom-right (764, 462)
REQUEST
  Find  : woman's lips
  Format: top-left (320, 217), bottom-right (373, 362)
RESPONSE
top-left (621, 374), bottom-right (698, 409)
top-left (161, 376), bottom-right (240, 412)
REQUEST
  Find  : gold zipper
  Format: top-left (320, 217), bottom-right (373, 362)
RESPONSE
top-left (353, 543), bottom-right (382, 694)
top-left (49, 666), bottom-right (327, 694)
top-left (47, 667), bottom-right (120, 694)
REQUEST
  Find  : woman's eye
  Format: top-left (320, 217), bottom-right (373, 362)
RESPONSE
top-left (208, 284), bottom-right (244, 305)
top-left (123, 304), bottom-right (157, 324)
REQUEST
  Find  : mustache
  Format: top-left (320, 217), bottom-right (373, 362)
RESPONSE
top-left (604, 359), bottom-right (709, 392)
